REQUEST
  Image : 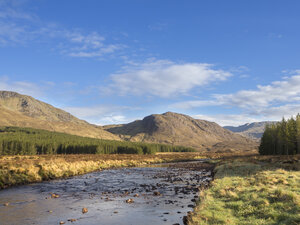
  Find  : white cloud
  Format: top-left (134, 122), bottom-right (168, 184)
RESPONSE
top-left (0, 76), bottom-right (43, 97)
top-left (110, 59), bottom-right (232, 97)
top-left (193, 114), bottom-right (262, 127)
top-left (173, 72), bottom-right (300, 109)
top-left (98, 115), bottom-right (130, 125)
top-left (0, 22), bottom-right (28, 46)
top-left (253, 104), bottom-right (300, 119)
top-left (0, 4), bottom-right (124, 58)
top-left (213, 73), bottom-right (300, 110)
top-left (170, 100), bottom-right (220, 110)
top-left (0, 0), bottom-right (34, 20)
top-left (172, 71), bottom-right (300, 125)
top-left (61, 31), bottom-right (125, 58)
top-left (64, 105), bottom-right (137, 125)
top-left (64, 105), bottom-right (114, 118)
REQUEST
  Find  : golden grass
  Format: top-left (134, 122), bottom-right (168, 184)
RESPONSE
top-left (188, 154), bottom-right (300, 225)
top-left (0, 152), bottom-right (206, 189)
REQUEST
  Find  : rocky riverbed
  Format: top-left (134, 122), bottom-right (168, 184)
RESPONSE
top-left (0, 161), bottom-right (213, 225)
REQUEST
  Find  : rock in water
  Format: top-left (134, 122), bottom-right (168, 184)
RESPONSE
top-left (82, 208), bottom-right (88, 214)
top-left (153, 191), bottom-right (161, 196)
top-left (125, 198), bottom-right (134, 203)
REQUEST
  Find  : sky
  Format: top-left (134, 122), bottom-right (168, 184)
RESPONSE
top-left (1, 0), bottom-right (300, 126)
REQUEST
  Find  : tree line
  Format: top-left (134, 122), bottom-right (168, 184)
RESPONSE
top-left (259, 115), bottom-right (300, 155)
top-left (0, 126), bottom-right (195, 155)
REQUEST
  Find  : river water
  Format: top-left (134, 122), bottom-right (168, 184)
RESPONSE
top-left (0, 161), bottom-right (212, 225)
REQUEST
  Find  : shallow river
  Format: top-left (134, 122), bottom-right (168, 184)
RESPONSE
top-left (0, 161), bottom-right (212, 225)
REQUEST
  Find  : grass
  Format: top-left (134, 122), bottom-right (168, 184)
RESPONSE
top-left (0, 151), bottom-right (257, 189)
top-left (0, 152), bottom-right (206, 189)
top-left (188, 155), bottom-right (300, 225)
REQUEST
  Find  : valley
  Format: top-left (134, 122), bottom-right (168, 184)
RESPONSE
top-left (0, 91), bottom-right (299, 225)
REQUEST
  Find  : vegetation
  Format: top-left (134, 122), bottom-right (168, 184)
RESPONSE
top-left (0, 152), bottom-right (203, 189)
top-left (0, 126), bottom-right (195, 155)
top-left (259, 114), bottom-right (300, 155)
top-left (188, 155), bottom-right (300, 225)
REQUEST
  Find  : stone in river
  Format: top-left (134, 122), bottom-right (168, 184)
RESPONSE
top-left (125, 198), bottom-right (134, 203)
top-left (153, 191), bottom-right (161, 196)
top-left (51, 193), bottom-right (60, 198)
top-left (82, 207), bottom-right (88, 213)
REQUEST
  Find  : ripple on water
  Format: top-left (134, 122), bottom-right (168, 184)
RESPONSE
top-left (0, 162), bottom-right (212, 225)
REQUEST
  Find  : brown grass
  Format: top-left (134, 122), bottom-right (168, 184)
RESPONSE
top-left (188, 154), bottom-right (300, 225)
top-left (0, 152), bottom-right (207, 189)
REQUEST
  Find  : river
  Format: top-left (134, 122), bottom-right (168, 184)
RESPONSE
top-left (0, 161), bottom-right (212, 225)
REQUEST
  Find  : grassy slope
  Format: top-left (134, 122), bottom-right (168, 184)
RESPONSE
top-left (188, 155), bottom-right (300, 225)
top-left (105, 112), bottom-right (258, 152)
top-left (0, 153), bottom-right (204, 189)
top-left (0, 105), bottom-right (120, 140)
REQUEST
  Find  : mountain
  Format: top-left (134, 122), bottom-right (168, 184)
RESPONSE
top-left (0, 91), bottom-right (120, 140)
top-left (104, 112), bottom-right (258, 152)
top-left (224, 121), bottom-right (277, 139)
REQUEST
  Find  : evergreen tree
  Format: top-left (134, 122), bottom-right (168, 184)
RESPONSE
top-left (259, 115), bottom-right (300, 155)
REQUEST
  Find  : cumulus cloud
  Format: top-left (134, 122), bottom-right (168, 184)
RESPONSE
top-left (172, 71), bottom-right (300, 125)
top-left (173, 72), bottom-right (300, 109)
top-left (213, 73), bottom-right (300, 110)
top-left (253, 104), bottom-right (300, 118)
top-left (110, 59), bottom-right (232, 97)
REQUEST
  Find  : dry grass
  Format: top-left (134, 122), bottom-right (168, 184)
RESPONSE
top-left (0, 152), bottom-right (206, 189)
top-left (188, 154), bottom-right (300, 225)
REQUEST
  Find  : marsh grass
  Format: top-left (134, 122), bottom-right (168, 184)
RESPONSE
top-left (188, 155), bottom-right (300, 225)
top-left (0, 152), bottom-right (205, 188)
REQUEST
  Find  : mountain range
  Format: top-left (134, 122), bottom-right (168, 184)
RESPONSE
top-left (224, 121), bottom-right (277, 139)
top-left (0, 91), bottom-right (258, 152)
top-left (104, 112), bottom-right (257, 152)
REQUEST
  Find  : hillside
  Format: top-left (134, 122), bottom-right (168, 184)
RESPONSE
top-left (0, 91), bottom-right (119, 140)
top-left (104, 112), bottom-right (258, 152)
top-left (224, 121), bottom-right (277, 139)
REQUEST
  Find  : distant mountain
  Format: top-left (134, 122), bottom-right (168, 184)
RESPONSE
top-left (104, 112), bottom-right (258, 152)
top-left (0, 91), bottom-right (260, 152)
top-left (224, 121), bottom-right (277, 139)
top-left (0, 91), bottom-right (120, 140)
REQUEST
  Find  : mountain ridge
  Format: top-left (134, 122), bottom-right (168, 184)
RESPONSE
top-left (0, 91), bottom-right (259, 152)
top-left (0, 91), bottom-right (120, 140)
top-left (104, 111), bottom-right (258, 152)
top-left (224, 121), bottom-right (278, 139)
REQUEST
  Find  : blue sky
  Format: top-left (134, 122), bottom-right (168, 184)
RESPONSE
top-left (1, 0), bottom-right (300, 126)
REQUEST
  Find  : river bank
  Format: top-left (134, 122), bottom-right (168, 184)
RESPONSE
top-left (0, 153), bottom-right (211, 189)
top-left (187, 154), bottom-right (300, 225)
top-left (0, 160), bottom-right (214, 225)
